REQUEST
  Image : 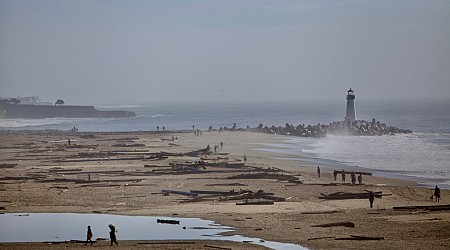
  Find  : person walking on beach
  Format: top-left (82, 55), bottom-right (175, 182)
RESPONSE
top-left (333, 170), bottom-right (337, 181)
top-left (317, 166), bottom-right (321, 178)
top-left (434, 185), bottom-right (441, 202)
top-left (85, 226), bottom-right (93, 245)
top-left (358, 173), bottom-right (362, 185)
top-left (243, 154), bottom-right (247, 164)
top-left (220, 141), bottom-right (223, 149)
top-left (341, 170), bottom-right (346, 184)
top-left (109, 224), bottom-right (118, 246)
top-left (369, 191), bottom-right (375, 208)
top-left (351, 172), bottom-right (356, 185)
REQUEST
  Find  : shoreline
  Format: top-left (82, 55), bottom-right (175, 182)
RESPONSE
top-left (1, 130), bottom-right (449, 249)
top-left (251, 134), bottom-right (449, 190)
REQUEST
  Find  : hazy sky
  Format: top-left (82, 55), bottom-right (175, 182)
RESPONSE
top-left (1, 0), bottom-right (449, 105)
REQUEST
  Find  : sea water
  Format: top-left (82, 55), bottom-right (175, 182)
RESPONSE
top-left (1, 99), bottom-right (449, 189)
top-left (0, 213), bottom-right (306, 250)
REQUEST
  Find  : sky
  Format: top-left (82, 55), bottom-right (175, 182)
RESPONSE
top-left (1, 0), bottom-right (450, 105)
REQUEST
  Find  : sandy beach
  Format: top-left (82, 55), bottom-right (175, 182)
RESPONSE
top-left (0, 130), bottom-right (449, 250)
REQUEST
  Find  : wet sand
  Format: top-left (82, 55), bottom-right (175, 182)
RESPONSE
top-left (0, 130), bottom-right (449, 249)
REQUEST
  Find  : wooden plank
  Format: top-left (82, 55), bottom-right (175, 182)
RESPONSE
top-left (236, 200), bottom-right (274, 205)
top-left (335, 235), bottom-right (384, 241)
top-left (161, 189), bottom-right (198, 197)
top-left (393, 204), bottom-right (450, 211)
top-left (311, 221), bottom-right (355, 228)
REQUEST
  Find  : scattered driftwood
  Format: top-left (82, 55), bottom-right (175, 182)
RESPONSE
top-left (222, 190), bottom-right (285, 202)
top-left (0, 176), bottom-right (33, 181)
top-left (69, 240), bottom-right (98, 244)
top-left (393, 204), bottom-right (450, 211)
top-left (190, 190), bottom-right (241, 196)
top-left (179, 197), bottom-right (204, 203)
top-left (302, 211), bottom-right (343, 215)
top-left (49, 168), bottom-right (82, 173)
top-left (205, 183), bottom-right (248, 187)
top-left (181, 148), bottom-right (210, 157)
top-left (162, 189), bottom-right (198, 197)
top-left (236, 200), bottom-right (274, 205)
top-left (227, 172), bottom-right (302, 183)
top-left (156, 219), bottom-right (180, 225)
top-left (308, 236), bottom-right (336, 241)
top-left (113, 143), bottom-right (145, 147)
top-left (311, 221), bottom-right (355, 228)
top-left (335, 235), bottom-right (384, 241)
top-left (0, 163), bottom-right (17, 168)
top-left (204, 245), bottom-right (232, 250)
top-left (137, 242), bottom-right (195, 245)
top-left (319, 191), bottom-right (382, 200)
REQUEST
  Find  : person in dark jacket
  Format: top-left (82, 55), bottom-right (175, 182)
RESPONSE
top-left (85, 226), bottom-right (93, 245)
top-left (434, 185), bottom-right (441, 202)
top-left (109, 224), bottom-right (118, 246)
top-left (369, 191), bottom-right (375, 208)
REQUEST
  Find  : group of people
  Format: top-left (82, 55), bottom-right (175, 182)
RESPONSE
top-left (84, 224), bottom-right (118, 246)
top-left (331, 169), bottom-right (363, 185)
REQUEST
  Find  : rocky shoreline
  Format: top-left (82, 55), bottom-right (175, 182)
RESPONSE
top-left (222, 119), bottom-right (412, 137)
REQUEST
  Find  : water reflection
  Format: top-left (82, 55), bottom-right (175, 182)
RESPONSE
top-left (0, 213), bottom-right (307, 250)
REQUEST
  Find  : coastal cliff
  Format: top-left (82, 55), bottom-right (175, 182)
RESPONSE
top-left (1, 104), bottom-right (135, 119)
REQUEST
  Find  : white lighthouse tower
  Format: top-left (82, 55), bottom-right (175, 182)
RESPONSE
top-left (345, 88), bottom-right (356, 122)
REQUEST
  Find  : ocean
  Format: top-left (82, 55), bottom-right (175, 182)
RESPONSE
top-left (1, 99), bottom-right (449, 189)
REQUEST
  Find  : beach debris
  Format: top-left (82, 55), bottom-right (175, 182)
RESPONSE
top-left (156, 219), bottom-right (180, 225)
top-left (0, 163), bottom-right (17, 168)
top-left (161, 189), bottom-right (198, 197)
top-left (335, 235), bottom-right (384, 241)
top-left (308, 236), bottom-right (336, 241)
top-left (204, 245), bottom-right (232, 250)
top-left (393, 204), bottom-right (450, 211)
top-left (319, 191), bottom-right (382, 200)
top-left (205, 183), bottom-right (248, 187)
top-left (311, 221), bottom-right (355, 228)
top-left (113, 143), bottom-right (145, 147)
top-left (301, 211), bottom-right (343, 215)
top-left (236, 200), bottom-right (274, 205)
top-left (227, 172), bottom-right (302, 183)
top-left (222, 190), bottom-right (285, 202)
top-left (137, 241), bottom-right (196, 245)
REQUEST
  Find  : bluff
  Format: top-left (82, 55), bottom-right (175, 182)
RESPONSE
top-left (1, 104), bottom-right (135, 119)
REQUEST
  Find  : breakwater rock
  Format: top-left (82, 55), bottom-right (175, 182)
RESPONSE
top-left (223, 119), bottom-right (412, 138)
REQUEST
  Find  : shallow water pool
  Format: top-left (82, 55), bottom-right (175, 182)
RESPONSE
top-left (0, 213), bottom-right (307, 250)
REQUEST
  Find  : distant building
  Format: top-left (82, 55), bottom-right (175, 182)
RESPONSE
top-left (345, 88), bottom-right (356, 122)
top-left (17, 96), bottom-right (40, 105)
top-left (16, 96), bottom-right (52, 105)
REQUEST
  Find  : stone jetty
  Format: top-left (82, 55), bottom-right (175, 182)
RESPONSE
top-left (222, 119), bottom-right (412, 138)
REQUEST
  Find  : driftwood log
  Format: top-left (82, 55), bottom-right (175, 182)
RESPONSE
top-left (311, 221), bottom-right (355, 228)
top-left (319, 191), bottom-right (382, 200)
top-left (393, 204), bottom-right (450, 211)
top-left (236, 200), bottom-right (274, 205)
top-left (335, 235), bottom-right (384, 241)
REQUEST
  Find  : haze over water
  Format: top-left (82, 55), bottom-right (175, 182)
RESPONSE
top-left (1, 99), bottom-right (449, 189)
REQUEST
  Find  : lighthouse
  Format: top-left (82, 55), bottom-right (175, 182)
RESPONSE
top-left (345, 88), bottom-right (356, 122)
